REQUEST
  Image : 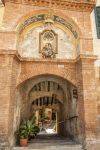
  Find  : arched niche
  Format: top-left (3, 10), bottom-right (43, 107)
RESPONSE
top-left (16, 14), bottom-right (80, 59)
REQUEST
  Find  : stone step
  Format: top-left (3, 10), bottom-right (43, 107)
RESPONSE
top-left (13, 145), bottom-right (82, 150)
top-left (13, 134), bottom-right (82, 150)
top-left (14, 143), bottom-right (82, 150)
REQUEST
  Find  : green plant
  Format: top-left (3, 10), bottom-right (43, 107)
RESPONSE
top-left (17, 119), bottom-right (40, 141)
top-left (33, 125), bottom-right (40, 134)
top-left (18, 121), bottom-right (29, 139)
top-left (26, 120), bottom-right (36, 138)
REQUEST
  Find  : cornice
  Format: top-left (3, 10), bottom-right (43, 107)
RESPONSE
top-left (0, 49), bottom-right (98, 63)
top-left (5, 0), bottom-right (96, 12)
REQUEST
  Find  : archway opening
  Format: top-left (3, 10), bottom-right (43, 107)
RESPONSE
top-left (32, 102), bottom-right (58, 134)
top-left (14, 74), bottom-right (80, 146)
top-left (30, 96), bottom-right (63, 135)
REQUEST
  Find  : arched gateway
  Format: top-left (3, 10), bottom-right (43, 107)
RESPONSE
top-left (14, 75), bottom-right (79, 139)
top-left (0, 0), bottom-right (99, 150)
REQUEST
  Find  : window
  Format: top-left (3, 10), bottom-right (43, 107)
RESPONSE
top-left (95, 6), bottom-right (100, 39)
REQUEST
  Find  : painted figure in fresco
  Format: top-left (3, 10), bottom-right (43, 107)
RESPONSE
top-left (42, 43), bottom-right (55, 58)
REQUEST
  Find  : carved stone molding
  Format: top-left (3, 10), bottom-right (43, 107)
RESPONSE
top-left (5, 0), bottom-right (96, 12)
top-left (39, 30), bottom-right (58, 56)
top-left (18, 14), bottom-right (78, 38)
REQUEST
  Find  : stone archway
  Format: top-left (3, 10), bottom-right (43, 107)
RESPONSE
top-left (13, 74), bottom-right (81, 145)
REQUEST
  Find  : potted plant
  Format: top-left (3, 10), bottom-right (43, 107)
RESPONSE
top-left (17, 119), bottom-right (40, 146)
top-left (18, 121), bottom-right (29, 147)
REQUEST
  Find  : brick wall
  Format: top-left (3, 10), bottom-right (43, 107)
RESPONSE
top-left (0, 51), bottom-right (20, 149)
top-left (0, 53), bottom-right (14, 149)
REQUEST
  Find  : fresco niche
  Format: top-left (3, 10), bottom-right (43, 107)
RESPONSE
top-left (17, 14), bottom-right (79, 59)
top-left (18, 25), bottom-right (78, 59)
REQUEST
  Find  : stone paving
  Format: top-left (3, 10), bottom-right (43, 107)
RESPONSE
top-left (13, 134), bottom-right (82, 150)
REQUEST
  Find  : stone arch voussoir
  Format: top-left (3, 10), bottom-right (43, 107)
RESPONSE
top-left (18, 70), bottom-right (77, 88)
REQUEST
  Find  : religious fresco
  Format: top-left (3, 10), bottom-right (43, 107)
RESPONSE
top-left (18, 27), bottom-right (42, 57)
top-left (18, 25), bottom-right (77, 59)
top-left (17, 14), bottom-right (79, 59)
top-left (39, 30), bottom-right (57, 58)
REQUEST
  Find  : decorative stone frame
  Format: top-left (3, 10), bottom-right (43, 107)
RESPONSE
top-left (39, 29), bottom-right (58, 54)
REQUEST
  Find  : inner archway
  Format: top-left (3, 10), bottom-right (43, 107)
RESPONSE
top-left (29, 80), bottom-right (65, 135)
top-left (31, 99), bottom-right (61, 134)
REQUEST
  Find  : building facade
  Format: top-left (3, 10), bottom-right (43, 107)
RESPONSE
top-left (0, 0), bottom-right (100, 150)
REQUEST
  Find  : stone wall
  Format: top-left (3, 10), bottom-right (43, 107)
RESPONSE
top-left (15, 73), bottom-right (79, 140)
